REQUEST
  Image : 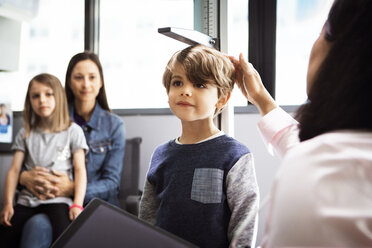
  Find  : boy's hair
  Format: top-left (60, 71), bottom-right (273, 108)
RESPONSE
top-left (163, 45), bottom-right (235, 99)
top-left (65, 51), bottom-right (111, 112)
top-left (24, 73), bottom-right (71, 136)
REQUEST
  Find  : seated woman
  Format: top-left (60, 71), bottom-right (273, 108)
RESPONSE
top-left (18, 52), bottom-right (126, 248)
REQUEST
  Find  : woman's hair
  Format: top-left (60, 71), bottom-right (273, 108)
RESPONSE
top-left (24, 73), bottom-right (71, 136)
top-left (296, 0), bottom-right (372, 141)
top-left (163, 44), bottom-right (235, 99)
top-left (65, 51), bottom-right (111, 111)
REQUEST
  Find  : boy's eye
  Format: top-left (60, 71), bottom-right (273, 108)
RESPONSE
top-left (194, 83), bottom-right (206, 89)
top-left (172, 80), bottom-right (182, 87)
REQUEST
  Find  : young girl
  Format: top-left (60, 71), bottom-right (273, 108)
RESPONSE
top-left (18, 51), bottom-right (126, 248)
top-left (0, 73), bottom-right (88, 247)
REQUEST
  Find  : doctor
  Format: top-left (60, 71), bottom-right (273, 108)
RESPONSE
top-left (230, 0), bottom-right (372, 246)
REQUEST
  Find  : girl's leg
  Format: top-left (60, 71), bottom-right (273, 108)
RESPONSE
top-left (0, 205), bottom-right (36, 248)
top-left (41, 203), bottom-right (71, 242)
top-left (20, 213), bottom-right (53, 248)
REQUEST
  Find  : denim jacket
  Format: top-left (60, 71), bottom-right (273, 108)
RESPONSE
top-left (69, 103), bottom-right (126, 206)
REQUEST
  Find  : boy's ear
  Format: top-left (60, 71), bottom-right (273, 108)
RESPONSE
top-left (216, 92), bottom-right (231, 109)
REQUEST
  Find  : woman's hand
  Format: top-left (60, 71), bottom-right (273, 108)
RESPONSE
top-left (20, 166), bottom-right (55, 200)
top-left (20, 167), bottom-right (74, 200)
top-left (48, 170), bottom-right (74, 198)
top-left (229, 53), bottom-right (277, 116)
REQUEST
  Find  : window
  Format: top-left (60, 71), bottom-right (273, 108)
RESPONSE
top-left (100, 0), bottom-right (249, 109)
top-left (0, 0), bottom-right (336, 110)
top-left (0, 0), bottom-right (84, 111)
top-left (228, 0), bottom-right (249, 107)
top-left (275, 0), bottom-right (334, 105)
top-left (99, 0), bottom-right (193, 109)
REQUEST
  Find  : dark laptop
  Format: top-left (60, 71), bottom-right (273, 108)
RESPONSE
top-left (51, 198), bottom-right (197, 248)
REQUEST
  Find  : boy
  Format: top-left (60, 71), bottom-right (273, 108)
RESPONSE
top-left (139, 45), bottom-right (259, 248)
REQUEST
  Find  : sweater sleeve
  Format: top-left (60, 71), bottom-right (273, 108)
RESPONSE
top-left (257, 107), bottom-right (300, 158)
top-left (138, 179), bottom-right (159, 224)
top-left (226, 153), bottom-right (259, 248)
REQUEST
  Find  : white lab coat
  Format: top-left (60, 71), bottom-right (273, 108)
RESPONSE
top-left (258, 107), bottom-right (372, 247)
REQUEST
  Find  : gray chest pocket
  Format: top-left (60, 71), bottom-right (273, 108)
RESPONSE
top-left (191, 168), bottom-right (224, 204)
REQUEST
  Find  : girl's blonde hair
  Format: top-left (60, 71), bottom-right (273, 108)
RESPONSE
top-left (24, 73), bottom-right (71, 136)
top-left (163, 44), bottom-right (235, 98)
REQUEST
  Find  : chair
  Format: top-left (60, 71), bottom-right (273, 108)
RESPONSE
top-left (118, 137), bottom-right (142, 216)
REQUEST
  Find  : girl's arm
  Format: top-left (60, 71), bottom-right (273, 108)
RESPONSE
top-left (0, 150), bottom-right (25, 226)
top-left (69, 149), bottom-right (87, 221)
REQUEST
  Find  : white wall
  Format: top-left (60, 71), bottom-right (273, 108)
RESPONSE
top-left (121, 114), bottom-right (181, 188)
top-left (0, 111), bottom-right (283, 246)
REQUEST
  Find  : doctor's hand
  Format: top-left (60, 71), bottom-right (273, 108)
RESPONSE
top-left (229, 53), bottom-right (277, 116)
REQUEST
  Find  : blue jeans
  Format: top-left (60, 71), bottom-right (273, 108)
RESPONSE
top-left (20, 214), bottom-right (52, 248)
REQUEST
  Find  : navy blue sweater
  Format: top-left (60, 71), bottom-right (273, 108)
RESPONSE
top-left (147, 135), bottom-right (250, 248)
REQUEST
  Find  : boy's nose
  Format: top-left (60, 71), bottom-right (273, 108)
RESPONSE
top-left (181, 91), bottom-right (192, 97)
top-left (180, 86), bottom-right (192, 96)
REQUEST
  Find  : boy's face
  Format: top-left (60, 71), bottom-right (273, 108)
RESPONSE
top-left (168, 62), bottom-right (225, 122)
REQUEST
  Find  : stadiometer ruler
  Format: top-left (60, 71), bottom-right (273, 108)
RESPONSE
top-left (201, 0), bottom-right (219, 39)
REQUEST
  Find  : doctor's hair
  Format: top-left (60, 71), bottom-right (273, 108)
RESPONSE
top-left (23, 73), bottom-right (71, 136)
top-left (296, 0), bottom-right (372, 142)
